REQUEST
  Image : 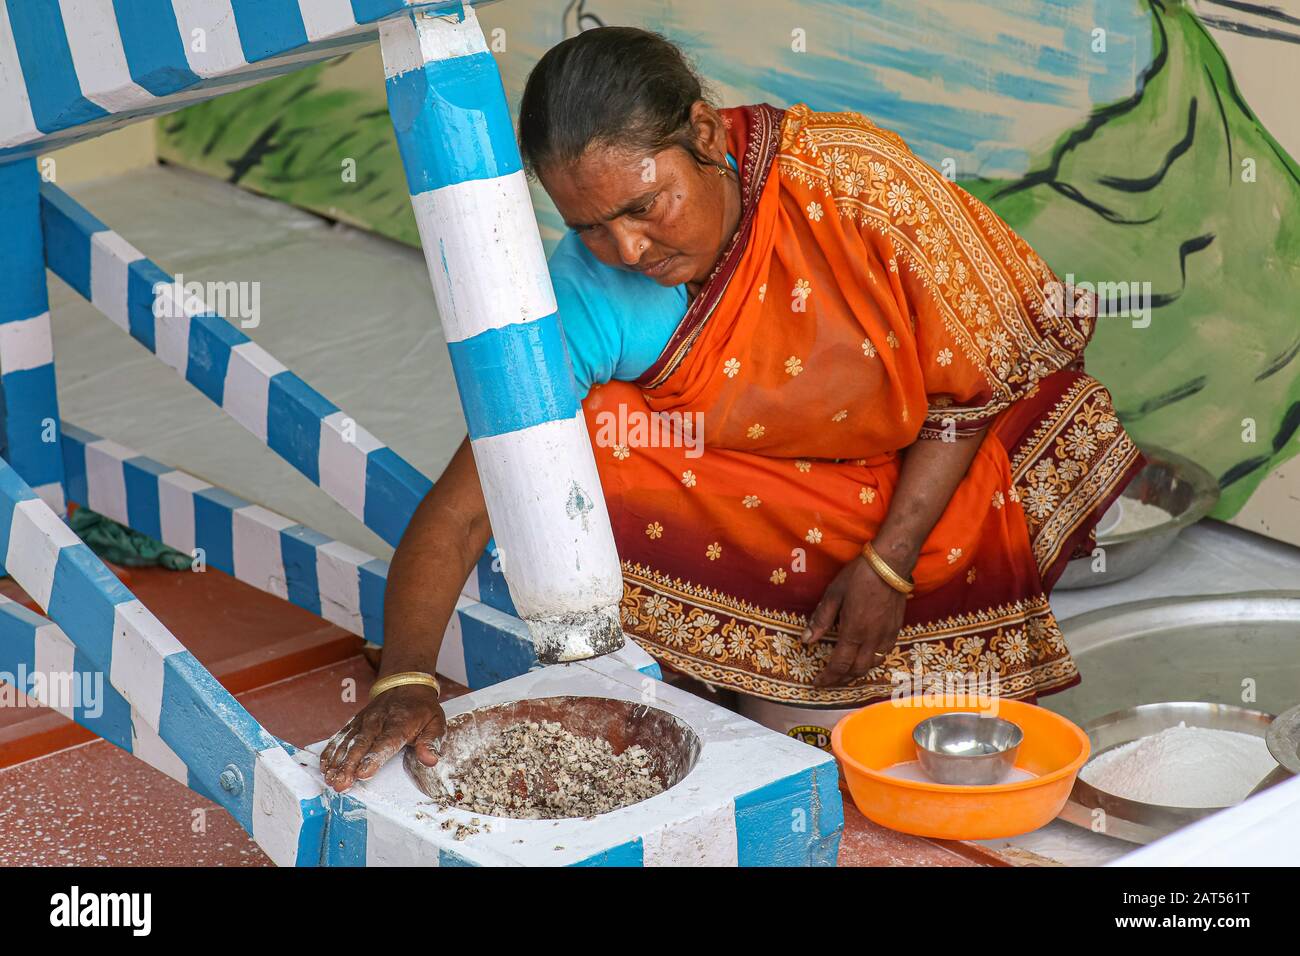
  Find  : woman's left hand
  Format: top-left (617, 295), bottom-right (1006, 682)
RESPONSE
top-left (802, 556), bottom-right (908, 687)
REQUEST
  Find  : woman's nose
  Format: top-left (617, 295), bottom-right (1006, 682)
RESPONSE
top-left (609, 222), bottom-right (649, 267)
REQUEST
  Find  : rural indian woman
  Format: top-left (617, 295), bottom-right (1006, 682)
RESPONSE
top-left (321, 27), bottom-right (1145, 790)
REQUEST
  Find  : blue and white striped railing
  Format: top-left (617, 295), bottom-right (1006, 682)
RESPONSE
top-left (379, 6), bottom-right (625, 662)
top-left (0, 160), bottom-right (65, 513)
top-left (0, 0), bottom-right (493, 163)
top-left (0, 453), bottom-right (327, 865)
top-left (40, 181), bottom-right (432, 551)
top-left (59, 423), bottom-right (660, 687)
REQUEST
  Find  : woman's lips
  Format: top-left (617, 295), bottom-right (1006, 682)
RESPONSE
top-left (638, 255), bottom-right (677, 278)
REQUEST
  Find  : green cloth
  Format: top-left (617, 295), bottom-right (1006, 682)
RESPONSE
top-left (69, 507), bottom-right (194, 571)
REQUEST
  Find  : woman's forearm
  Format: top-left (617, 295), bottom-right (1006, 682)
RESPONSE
top-left (380, 436), bottom-right (492, 677)
top-left (872, 426), bottom-right (989, 577)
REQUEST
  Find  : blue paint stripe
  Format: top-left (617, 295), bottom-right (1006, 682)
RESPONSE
top-left (229, 0), bottom-right (309, 63)
top-left (358, 558), bottom-right (388, 644)
top-left (159, 650), bottom-right (275, 821)
top-left (127, 259), bottom-right (168, 352)
top-left (0, 161), bottom-right (48, 322)
top-left (325, 792), bottom-right (369, 866)
top-left (1, 364), bottom-right (64, 489)
top-left (572, 838), bottom-right (644, 867)
top-left (733, 766), bottom-right (842, 867)
top-left (186, 313), bottom-right (246, 405)
top-left (122, 457), bottom-right (167, 541)
top-left (5, 0), bottom-right (108, 133)
top-left (385, 51), bottom-right (521, 195)
top-left (112, 0), bottom-right (201, 97)
top-left (39, 183), bottom-right (105, 300)
top-left (46, 543), bottom-right (133, 662)
top-left (350, 0), bottom-right (409, 21)
top-left (74, 646), bottom-right (134, 751)
top-left (362, 448), bottom-right (430, 548)
top-left (459, 607), bottom-right (537, 691)
top-left (294, 796), bottom-right (327, 867)
top-left (280, 525), bottom-right (328, 617)
top-left (60, 425), bottom-right (90, 506)
top-left (447, 315), bottom-right (579, 440)
top-left (0, 598), bottom-right (38, 675)
top-left (266, 373), bottom-right (337, 485)
top-left (194, 487), bottom-right (243, 574)
top-left (437, 848), bottom-right (478, 867)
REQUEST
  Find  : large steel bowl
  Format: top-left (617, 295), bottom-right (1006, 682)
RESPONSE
top-left (1058, 702), bottom-right (1275, 844)
top-left (1055, 445), bottom-right (1219, 590)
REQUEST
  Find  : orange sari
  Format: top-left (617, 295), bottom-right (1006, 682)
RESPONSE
top-left (580, 104), bottom-right (1145, 705)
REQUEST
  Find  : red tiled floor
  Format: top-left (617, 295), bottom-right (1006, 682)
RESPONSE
top-left (0, 565), bottom-right (364, 768)
top-left (0, 657), bottom-right (471, 866)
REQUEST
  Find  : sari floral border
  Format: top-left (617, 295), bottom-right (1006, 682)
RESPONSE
top-left (1008, 374), bottom-right (1144, 578)
top-left (618, 561), bottom-right (1081, 705)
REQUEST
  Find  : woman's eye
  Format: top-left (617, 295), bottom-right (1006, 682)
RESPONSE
top-left (631, 195), bottom-right (659, 217)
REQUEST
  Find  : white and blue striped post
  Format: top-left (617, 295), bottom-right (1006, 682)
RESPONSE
top-left (0, 159), bottom-right (65, 513)
top-left (378, 5), bottom-right (624, 663)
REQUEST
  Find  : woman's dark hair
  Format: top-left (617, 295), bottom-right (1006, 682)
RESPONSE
top-left (519, 27), bottom-right (714, 177)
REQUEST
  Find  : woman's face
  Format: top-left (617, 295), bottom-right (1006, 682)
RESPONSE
top-left (540, 103), bottom-right (740, 291)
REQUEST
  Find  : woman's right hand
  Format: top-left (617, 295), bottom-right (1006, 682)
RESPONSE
top-left (319, 684), bottom-right (446, 792)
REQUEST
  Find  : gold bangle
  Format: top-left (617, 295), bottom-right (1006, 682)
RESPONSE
top-left (369, 671), bottom-right (441, 701)
top-left (861, 541), bottom-right (915, 595)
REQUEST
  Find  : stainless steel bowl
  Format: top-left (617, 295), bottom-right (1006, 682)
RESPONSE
top-left (1055, 445), bottom-right (1219, 590)
top-left (1058, 701), bottom-right (1275, 844)
top-left (912, 712), bottom-right (1024, 785)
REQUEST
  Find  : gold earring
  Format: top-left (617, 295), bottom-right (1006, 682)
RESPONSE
top-left (717, 165), bottom-right (729, 177)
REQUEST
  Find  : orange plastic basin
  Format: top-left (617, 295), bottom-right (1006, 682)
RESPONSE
top-left (831, 696), bottom-right (1090, 841)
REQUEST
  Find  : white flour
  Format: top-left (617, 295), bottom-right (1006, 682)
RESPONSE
top-left (1107, 498), bottom-right (1173, 536)
top-left (1079, 721), bottom-right (1277, 808)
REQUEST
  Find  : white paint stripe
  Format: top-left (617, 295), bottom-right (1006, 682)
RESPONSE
top-left (232, 505), bottom-right (295, 600)
top-left (158, 470), bottom-right (211, 556)
top-left (90, 230), bottom-right (145, 330)
top-left (434, 597), bottom-right (471, 686)
top-left (410, 172), bottom-right (556, 341)
top-left (365, 809), bottom-right (443, 866)
top-left (253, 747), bottom-right (321, 867)
top-left (5, 498), bottom-right (80, 610)
top-left (109, 600), bottom-right (185, 726)
top-left (171, 0), bottom-right (249, 79)
top-left (318, 412), bottom-right (384, 520)
top-left (84, 439), bottom-right (133, 524)
top-left (32, 482), bottom-right (65, 517)
top-left (642, 802), bottom-right (740, 865)
top-left (316, 540), bottom-right (367, 633)
top-left (153, 299), bottom-right (196, 375)
top-left (33, 620), bottom-right (76, 719)
top-left (0, 3), bottom-right (37, 149)
top-left (58, 0), bottom-right (155, 114)
top-left (130, 713), bottom-right (189, 785)
top-left (379, 5), bottom-right (488, 77)
top-left (0, 312), bottom-right (54, 374)
top-left (223, 342), bottom-right (285, 443)
top-left (460, 565), bottom-right (480, 601)
top-left (297, 0), bottom-right (358, 42)
top-left (470, 412), bottom-right (623, 619)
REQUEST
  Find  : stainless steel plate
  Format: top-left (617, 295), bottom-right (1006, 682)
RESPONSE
top-left (1058, 702), bottom-right (1275, 845)
top-left (1048, 591), bottom-right (1300, 725)
top-left (1045, 593), bottom-right (1300, 843)
top-left (1056, 444), bottom-right (1219, 590)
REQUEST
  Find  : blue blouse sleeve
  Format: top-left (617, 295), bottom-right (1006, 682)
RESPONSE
top-left (549, 232), bottom-right (688, 400)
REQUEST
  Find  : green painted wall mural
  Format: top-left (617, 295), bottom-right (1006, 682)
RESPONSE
top-left (156, 0), bottom-right (1300, 544)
